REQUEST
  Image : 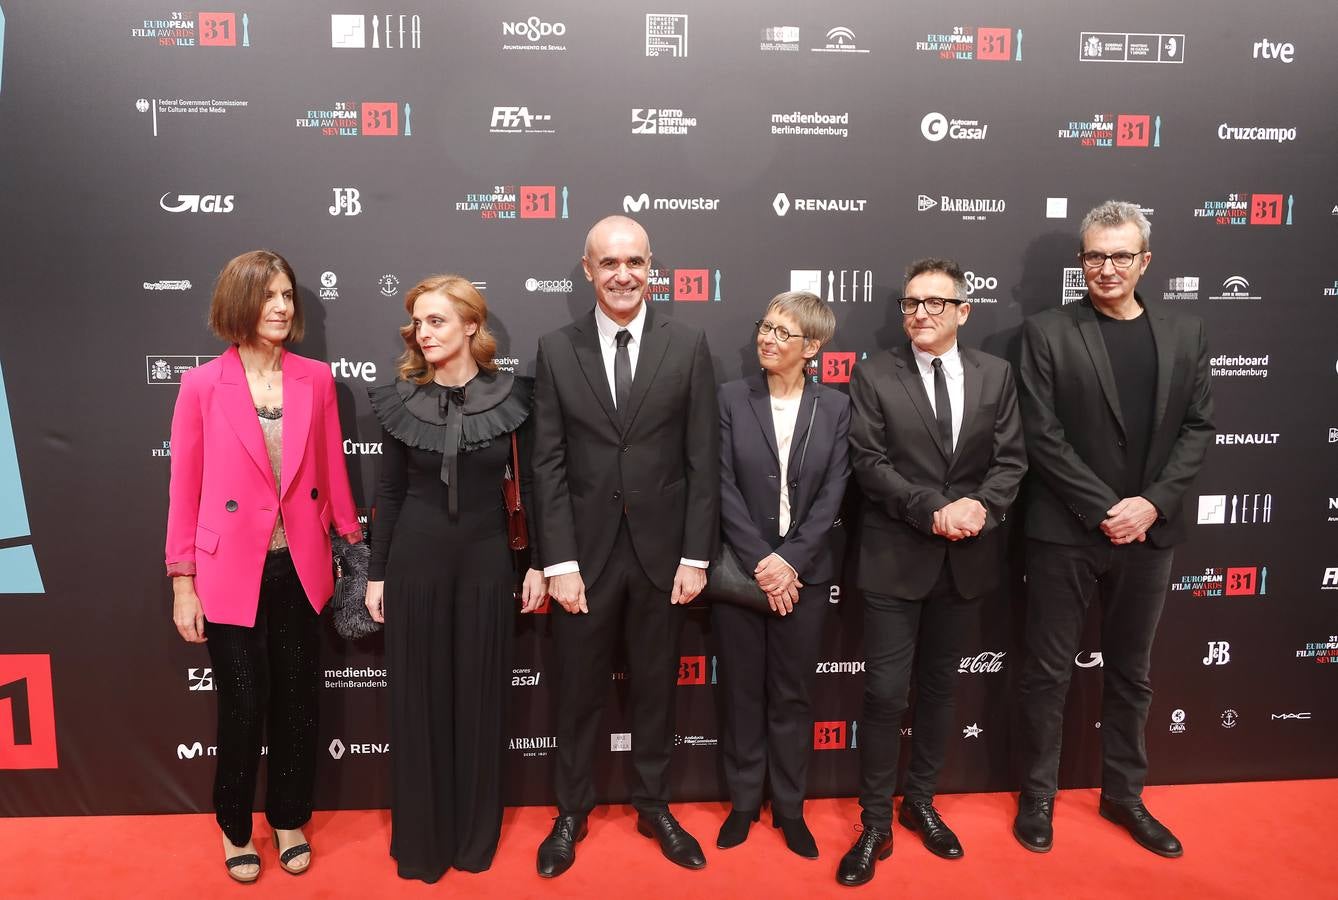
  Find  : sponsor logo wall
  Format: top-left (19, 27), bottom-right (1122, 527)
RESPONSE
top-left (2, 3), bottom-right (1336, 816)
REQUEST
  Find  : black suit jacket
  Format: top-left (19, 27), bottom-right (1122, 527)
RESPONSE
top-left (533, 304), bottom-right (720, 592)
top-left (718, 374), bottom-right (851, 583)
top-left (849, 343), bottom-right (1027, 600)
top-left (1018, 294), bottom-right (1214, 548)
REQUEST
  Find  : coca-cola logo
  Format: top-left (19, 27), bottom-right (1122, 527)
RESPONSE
top-left (958, 651), bottom-right (1006, 674)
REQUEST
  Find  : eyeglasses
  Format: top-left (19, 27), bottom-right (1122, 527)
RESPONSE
top-left (1078, 250), bottom-right (1146, 269)
top-left (897, 297), bottom-right (963, 316)
top-left (756, 320), bottom-right (807, 343)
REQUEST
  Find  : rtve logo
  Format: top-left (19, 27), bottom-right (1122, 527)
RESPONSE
top-left (0, 655), bottom-right (58, 770)
top-left (1252, 38), bottom-right (1294, 62)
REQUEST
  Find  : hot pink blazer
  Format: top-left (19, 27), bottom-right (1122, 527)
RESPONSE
top-left (165, 346), bottom-right (360, 626)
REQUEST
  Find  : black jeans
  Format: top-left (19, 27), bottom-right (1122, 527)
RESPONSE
top-left (205, 549), bottom-right (321, 846)
top-left (1017, 538), bottom-right (1174, 804)
top-left (711, 581), bottom-right (829, 819)
top-left (858, 564), bottom-right (974, 830)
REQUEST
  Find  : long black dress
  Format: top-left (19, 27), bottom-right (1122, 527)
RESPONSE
top-left (368, 371), bottom-right (533, 882)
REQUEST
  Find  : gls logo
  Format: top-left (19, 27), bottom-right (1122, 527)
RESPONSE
top-left (1252, 38), bottom-right (1294, 62)
top-left (1203, 641), bottom-right (1231, 665)
top-left (329, 188), bottom-right (361, 216)
top-left (1075, 651), bottom-right (1104, 668)
top-left (160, 192), bottom-right (235, 214)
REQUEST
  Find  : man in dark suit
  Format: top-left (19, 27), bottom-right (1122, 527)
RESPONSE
top-left (839, 258), bottom-right (1026, 886)
top-left (532, 215), bottom-right (719, 877)
top-left (1013, 201), bottom-right (1213, 858)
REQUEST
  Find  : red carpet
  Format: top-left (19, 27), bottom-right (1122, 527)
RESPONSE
top-left (3, 780), bottom-right (1330, 898)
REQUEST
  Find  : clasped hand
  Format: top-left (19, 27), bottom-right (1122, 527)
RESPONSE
top-left (755, 553), bottom-right (802, 616)
top-left (933, 497), bottom-right (986, 541)
top-left (1101, 496), bottom-right (1158, 545)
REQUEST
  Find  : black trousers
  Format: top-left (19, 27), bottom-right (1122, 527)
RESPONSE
top-left (551, 520), bottom-right (686, 816)
top-left (1017, 538), bottom-right (1174, 803)
top-left (711, 581), bottom-right (829, 819)
top-left (204, 549), bottom-right (320, 847)
top-left (858, 564), bottom-right (973, 830)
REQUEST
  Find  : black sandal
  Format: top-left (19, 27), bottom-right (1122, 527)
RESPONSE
top-left (225, 851), bottom-right (261, 884)
top-left (273, 832), bottom-right (312, 875)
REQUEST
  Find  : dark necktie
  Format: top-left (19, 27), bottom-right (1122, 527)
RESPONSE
top-left (932, 357), bottom-right (953, 454)
top-left (614, 329), bottom-right (632, 418)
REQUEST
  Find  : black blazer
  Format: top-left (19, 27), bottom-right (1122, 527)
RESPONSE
top-left (1018, 294), bottom-right (1214, 548)
top-left (849, 343), bottom-right (1027, 600)
top-left (533, 304), bottom-right (720, 592)
top-left (718, 374), bottom-right (851, 583)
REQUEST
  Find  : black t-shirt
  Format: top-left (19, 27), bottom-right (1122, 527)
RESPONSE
top-left (1094, 308), bottom-right (1157, 497)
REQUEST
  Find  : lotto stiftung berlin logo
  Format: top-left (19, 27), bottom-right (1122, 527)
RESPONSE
top-left (0, 360), bottom-right (44, 593)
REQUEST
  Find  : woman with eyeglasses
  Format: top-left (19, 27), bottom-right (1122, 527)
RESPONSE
top-left (712, 290), bottom-right (851, 859)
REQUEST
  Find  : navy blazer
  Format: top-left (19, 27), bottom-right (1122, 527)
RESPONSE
top-left (718, 373), bottom-right (851, 583)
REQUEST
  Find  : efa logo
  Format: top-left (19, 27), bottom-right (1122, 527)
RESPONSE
top-left (813, 719), bottom-right (854, 750)
top-left (0, 655), bottom-right (59, 770)
top-left (677, 655), bottom-right (707, 685)
top-left (160, 192), bottom-right (235, 214)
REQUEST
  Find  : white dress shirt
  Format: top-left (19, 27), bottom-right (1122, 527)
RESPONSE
top-left (544, 302), bottom-right (707, 578)
top-left (911, 342), bottom-right (965, 451)
top-left (593, 300), bottom-right (646, 400)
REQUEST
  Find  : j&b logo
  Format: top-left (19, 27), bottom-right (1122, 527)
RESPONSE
top-left (330, 188), bottom-right (361, 216)
top-left (1203, 641), bottom-right (1231, 665)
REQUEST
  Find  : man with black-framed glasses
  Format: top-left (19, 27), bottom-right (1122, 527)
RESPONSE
top-left (838, 258), bottom-right (1026, 885)
top-left (1014, 201), bottom-right (1213, 859)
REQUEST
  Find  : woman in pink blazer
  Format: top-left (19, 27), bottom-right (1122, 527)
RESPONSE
top-left (165, 250), bottom-right (361, 883)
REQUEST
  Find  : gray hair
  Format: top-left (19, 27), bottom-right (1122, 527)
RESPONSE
top-left (764, 291), bottom-right (836, 346)
top-left (904, 257), bottom-right (968, 303)
top-left (1079, 200), bottom-right (1151, 250)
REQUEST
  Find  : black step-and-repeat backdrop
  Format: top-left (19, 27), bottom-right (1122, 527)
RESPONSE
top-left (2, 2), bottom-right (1336, 817)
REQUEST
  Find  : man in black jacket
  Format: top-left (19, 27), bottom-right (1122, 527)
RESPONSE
top-left (532, 215), bottom-right (719, 877)
top-left (840, 258), bottom-right (1026, 885)
top-left (1013, 201), bottom-right (1213, 858)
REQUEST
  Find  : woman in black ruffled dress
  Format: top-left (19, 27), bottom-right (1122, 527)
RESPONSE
top-left (364, 274), bottom-right (547, 882)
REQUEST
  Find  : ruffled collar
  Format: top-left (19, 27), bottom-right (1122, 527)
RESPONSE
top-left (368, 371), bottom-right (532, 454)
top-left (368, 372), bottom-right (533, 518)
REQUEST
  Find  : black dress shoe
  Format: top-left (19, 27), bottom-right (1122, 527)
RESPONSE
top-left (1013, 793), bottom-right (1053, 853)
top-left (537, 814), bottom-right (588, 878)
top-left (835, 827), bottom-right (892, 886)
top-left (772, 814), bottom-right (819, 859)
top-left (716, 808), bottom-right (759, 849)
top-left (637, 810), bottom-right (706, 869)
top-left (897, 799), bottom-right (963, 860)
top-left (1099, 798), bottom-right (1183, 858)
